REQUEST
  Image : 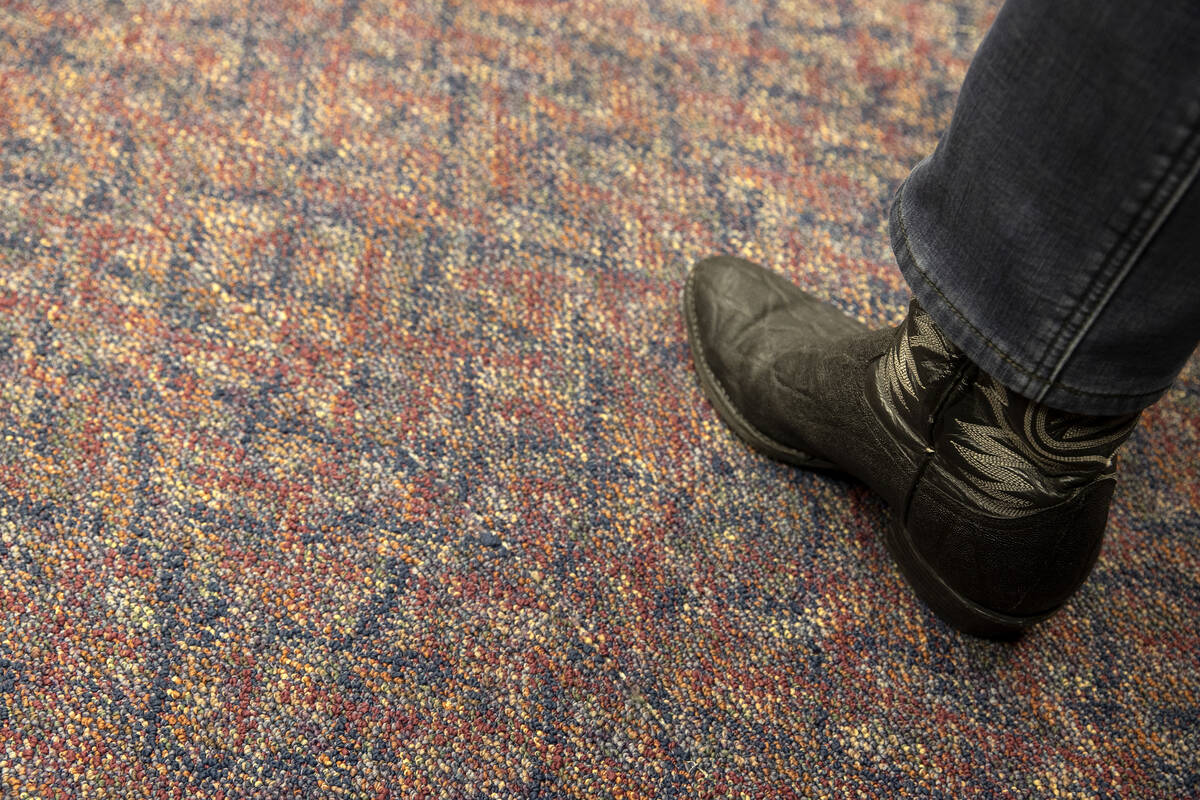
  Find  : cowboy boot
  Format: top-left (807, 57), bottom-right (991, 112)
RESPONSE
top-left (683, 255), bottom-right (1140, 639)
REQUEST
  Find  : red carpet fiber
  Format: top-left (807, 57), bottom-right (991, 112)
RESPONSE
top-left (1, 0), bottom-right (1198, 797)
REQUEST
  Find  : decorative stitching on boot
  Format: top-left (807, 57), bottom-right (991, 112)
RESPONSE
top-left (942, 377), bottom-right (1139, 517)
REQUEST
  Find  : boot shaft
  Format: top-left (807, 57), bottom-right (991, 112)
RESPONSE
top-left (871, 300), bottom-right (1140, 519)
top-left (871, 301), bottom-right (1141, 621)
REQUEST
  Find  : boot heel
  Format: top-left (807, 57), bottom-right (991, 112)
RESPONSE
top-left (883, 517), bottom-right (1054, 640)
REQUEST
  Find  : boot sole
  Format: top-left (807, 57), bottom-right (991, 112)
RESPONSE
top-left (682, 271), bottom-right (837, 470)
top-left (884, 516), bottom-right (1057, 639)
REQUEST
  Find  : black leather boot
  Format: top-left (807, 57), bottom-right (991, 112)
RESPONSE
top-left (684, 255), bottom-right (1140, 639)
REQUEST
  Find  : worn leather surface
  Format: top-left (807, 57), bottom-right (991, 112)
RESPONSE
top-left (687, 255), bottom-right (920, 508)
top-left (686, 255), bottom-right (1139, 624)
top-left (908, 464), bottom-right (1117, 616)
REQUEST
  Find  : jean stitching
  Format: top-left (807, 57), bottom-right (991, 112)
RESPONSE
top-left (901, 218), bottom-right (1174, 400)
top-left (1048, 378), bottom-right (1175, 400)
top-left (1038, 116), bottom-right (1200, 401)
top-left (894, 148), bottom-right (1195, 404)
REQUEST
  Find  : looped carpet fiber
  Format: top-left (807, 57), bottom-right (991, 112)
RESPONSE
top-left (2, 1), bottom-right (1198, 797)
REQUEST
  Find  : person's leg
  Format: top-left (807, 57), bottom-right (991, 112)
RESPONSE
top-left (683, 0), bottom-right (1200, 637)
top-left (894, 0), bottom-right (1200, 416)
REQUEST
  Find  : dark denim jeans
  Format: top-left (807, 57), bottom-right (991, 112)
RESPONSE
top-left (891, 0), bottom-right (1200, 415)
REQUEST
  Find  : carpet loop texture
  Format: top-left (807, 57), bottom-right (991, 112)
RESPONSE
top-left (1, 1), bottom-right (1198, 797)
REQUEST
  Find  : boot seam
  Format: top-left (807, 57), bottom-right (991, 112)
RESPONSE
top-left (899, 361), bottom-right (974, 531)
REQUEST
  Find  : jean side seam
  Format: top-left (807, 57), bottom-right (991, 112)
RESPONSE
top-left (1039, 126), bottom-right (1200, 400)
top-left (894, 177), bottom-right (1180, 404)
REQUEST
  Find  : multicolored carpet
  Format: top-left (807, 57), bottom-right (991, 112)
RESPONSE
top-left (2, 1), bottom-right (1198, 797)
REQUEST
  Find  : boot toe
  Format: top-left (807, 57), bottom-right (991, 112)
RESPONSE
top-left (688, 256), bottom-right (866, 362)
top-left (684, 255), bottom-right (868, 468)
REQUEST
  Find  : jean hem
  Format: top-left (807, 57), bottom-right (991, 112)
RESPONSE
top-left (888, 174), bottom-right (1169, 416)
